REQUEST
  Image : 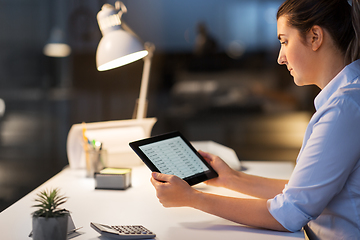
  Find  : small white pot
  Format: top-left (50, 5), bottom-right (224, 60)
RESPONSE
top-left (32, 213), bottom-right (68, 240)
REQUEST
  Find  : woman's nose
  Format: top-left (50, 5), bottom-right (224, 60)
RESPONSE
top-left (277, 48), bottom-right (286, 65)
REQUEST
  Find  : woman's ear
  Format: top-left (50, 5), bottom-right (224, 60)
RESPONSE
top-left (308, 25), bottom-right (324, 51)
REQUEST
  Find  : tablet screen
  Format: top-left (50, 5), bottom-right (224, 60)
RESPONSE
top-left (139, 136), bottom-right (210, 178)
top-left (129, 131), bottom-right (218, 185)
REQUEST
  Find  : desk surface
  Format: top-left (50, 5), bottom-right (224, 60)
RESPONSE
top-left (0, 161), bottom-right (304, 240)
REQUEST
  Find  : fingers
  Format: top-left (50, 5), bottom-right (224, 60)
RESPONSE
top-left (152, 172), bottom-right (170, 182)
top-left (150, 172), bottom-right (191, 208)
top-left (150, 172), bottom-right (180, 187)
top-left (150, 172), bottom-right (166, 188)
top-left (198, 150), bottom-right (215, 163)
top-left (197, 150), bottom-right (232, 188)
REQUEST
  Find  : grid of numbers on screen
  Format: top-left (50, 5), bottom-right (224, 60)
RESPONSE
top-left (139, 136), bottom-right (209, 178)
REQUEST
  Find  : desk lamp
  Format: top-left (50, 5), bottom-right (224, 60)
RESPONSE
top-left (43, 28), bottom-right (72, 58)
top-left (68, 1), bottom-right (157, 169)
top-left (96, 1), bottom-right (155, 120)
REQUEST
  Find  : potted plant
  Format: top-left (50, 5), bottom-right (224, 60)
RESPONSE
top-left (31, 188), bottom-right (69, 240)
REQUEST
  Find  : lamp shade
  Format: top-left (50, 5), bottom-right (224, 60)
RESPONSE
top-left (96, 4), bottom-right (148, 71)
top-left (43, 28), bottom-right (71, 58)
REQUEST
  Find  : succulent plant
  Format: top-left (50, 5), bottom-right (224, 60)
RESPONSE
top-left (32, 188), bottom-right (68, 218)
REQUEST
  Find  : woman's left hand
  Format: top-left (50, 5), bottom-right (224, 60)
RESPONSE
top-left (150, 172), bottom-right (198, 207)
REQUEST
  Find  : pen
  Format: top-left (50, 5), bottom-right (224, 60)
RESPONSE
top-left (82, 122), bottom-right (88, 149)
top-left (82, 122), bottom-right (91, 173)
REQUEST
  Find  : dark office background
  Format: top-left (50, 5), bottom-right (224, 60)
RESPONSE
top-left (0, 0), bottom-right (319, 212)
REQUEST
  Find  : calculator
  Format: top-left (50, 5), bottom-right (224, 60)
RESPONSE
top-left (90, 222), bottom-right (156, 239)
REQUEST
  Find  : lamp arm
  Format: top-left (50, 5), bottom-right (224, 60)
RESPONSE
top-left (136, 42), bottom-right (155, 119)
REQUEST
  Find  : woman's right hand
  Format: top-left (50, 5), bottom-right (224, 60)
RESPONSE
top-left (198, 150), bottom-right (238, 188)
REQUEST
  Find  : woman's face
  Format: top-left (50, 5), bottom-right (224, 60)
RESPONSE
top-left (277, 16), bottom-right (318, 86)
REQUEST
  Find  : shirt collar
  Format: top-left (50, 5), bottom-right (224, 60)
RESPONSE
top-left (314, 59), bottom-right (360, 110)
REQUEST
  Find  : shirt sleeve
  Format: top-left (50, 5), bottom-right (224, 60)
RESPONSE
top-left (268, 96), bottom-right (360, 232)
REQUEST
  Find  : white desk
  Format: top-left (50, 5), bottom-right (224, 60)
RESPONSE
top-left (0, 161), bottom-right (304, 240)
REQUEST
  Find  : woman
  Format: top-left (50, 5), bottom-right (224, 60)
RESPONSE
top-left (151, 0), bottom-right (360, 239)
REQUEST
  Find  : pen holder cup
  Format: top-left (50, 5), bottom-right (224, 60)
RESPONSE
top-left (85, 149), bottom-right (107, 178)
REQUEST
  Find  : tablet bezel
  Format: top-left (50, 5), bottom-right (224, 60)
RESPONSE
top-left (129, 131), bottom-right (218, 186)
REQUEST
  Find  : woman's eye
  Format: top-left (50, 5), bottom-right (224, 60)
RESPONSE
top-left (281, 41), bottom-right (288, 45)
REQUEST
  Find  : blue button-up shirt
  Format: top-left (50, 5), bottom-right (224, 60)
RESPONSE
top-left (268, 59), bottom-right (360, 239)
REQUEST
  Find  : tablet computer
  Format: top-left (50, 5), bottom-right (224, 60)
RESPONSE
top-left (129, 131), bottom-right (218, 186)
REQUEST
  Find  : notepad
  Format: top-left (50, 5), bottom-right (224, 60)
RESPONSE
top-left (95, 168), bottom-right (132, 190)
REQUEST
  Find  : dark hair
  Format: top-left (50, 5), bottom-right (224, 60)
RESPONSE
top-left (277, 0), bottom-right (360, 64)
